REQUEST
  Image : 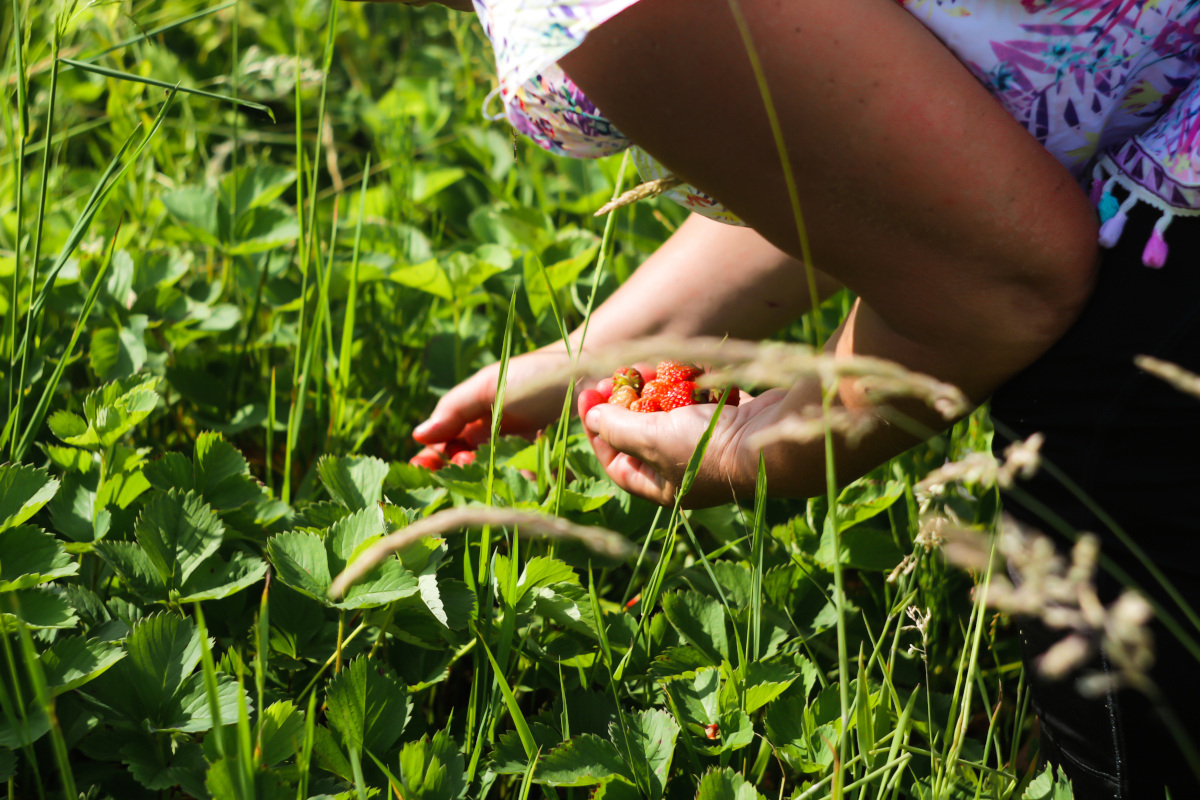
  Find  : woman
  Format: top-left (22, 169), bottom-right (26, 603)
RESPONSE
top-left (363, 0), bottom-right (1200, 794)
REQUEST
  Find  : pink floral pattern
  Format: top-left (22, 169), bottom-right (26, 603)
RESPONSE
top-left (474, 0), bottom-right (1200, 245)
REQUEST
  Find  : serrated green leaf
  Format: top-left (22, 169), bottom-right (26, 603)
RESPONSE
top-left (47, 472), bottom-right (99, 542)
top-left (662, 667), bottom-right (721, 733)
top-left (143, 452), bottom-right (193, 493)
top-left (0, 525), bottom-right (78, 590)
top-left (48, 411), bottom-right (90, 445)
top-left (177, 552), bottom-right (268, 602)
top-left (260, 701), bottom-right (306, 767)
top-left (325, 657), bottom-right (411, 755)
top-left (87, 613), bottom-right (202, 723)
top-left (662, 591), bottom-right (727, 665)
top-left (488, 724), bottom-right (560, 776)
top-left (743, 661), bottom-right (798, 714)
top-left (166, 671), bottom-right (245, 733)
top-left (327, 505), bottom-right (389, 573)
top-left (534, 734), bottom-right (630, 787)
top-left (93, 540), bottom-right (166, 600)
top-left (815, 525), bottom-right (904, 572)
top-left (834, 480), bottom-right (905, 533)
top-left (267, 532), bottom-right (331, 602)
top-left (120, 735), bottom-right (208, 793)
top-left (0, 465), bottom-right (59, 533)
top-left (593, 778), bottom-right (641, 800)
top-left (610, 709), bottom-right (678, 799)
top-left (194, 432), bottom-right (263, 509)
top-left (135, 490), bottom-right (225, 586)
top-left (395, 725), bottom-right (466, 800)
top-left (694, 767), bottom-right (767, 800)
top-left (81, 376), bottom-right (161, 448)
top-left (41, 635), bottom-right (125, 694)
top-left (0, 588), bottom-right (78, 631)
top-left (649, 646), bottom-right (714, 678)
top-left (318, 455), bottom-right (389, 510)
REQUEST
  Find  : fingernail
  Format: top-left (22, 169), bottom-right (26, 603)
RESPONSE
top-left (414, 420), bottom-right (435, 435)
top-left (585, 408), bottom-right (601, 429)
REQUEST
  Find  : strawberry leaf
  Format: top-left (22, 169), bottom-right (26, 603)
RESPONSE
top-left (0, 525), bottom-right (78, 591)
top-left (0, 465), bottom-right (59, 533)
top-left (324, 656), bottom-right (411, 756)
top-left (317, 455), bottom-right (389, 510)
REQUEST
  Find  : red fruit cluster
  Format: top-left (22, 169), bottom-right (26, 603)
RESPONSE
top-left (606, 361), bottom-right (740, 413)
top-left (409, 438), bottom-right (476, 471)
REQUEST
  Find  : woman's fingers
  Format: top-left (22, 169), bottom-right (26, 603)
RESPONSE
top-left (413, 373), bottom-right (494, 445)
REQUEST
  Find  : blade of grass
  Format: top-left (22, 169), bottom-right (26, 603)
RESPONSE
top-left (12, 88), bottom-right (178, 462)
top-left (77, 2), bottom-right (237, 64)
top-left (11, 609), bottom-right (75, 800)
top-left (334, 153), bottom-right (372, 431)
top-left (59, 58), bottom-right (274, 120)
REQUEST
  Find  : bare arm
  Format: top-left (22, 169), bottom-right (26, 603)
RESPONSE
top-left (567, 0), bottom-right (1100, 503)
top-left (414, 214), bottom-right (839, 444)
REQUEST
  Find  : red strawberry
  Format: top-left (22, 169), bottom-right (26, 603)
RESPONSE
top-left (443, 438), bottom-right (473, 460)
top-left (630, 397), bottom-right (660, 413)
top-left (608, 384), bottom-right (638, 409)
top-left (612, 367), bottom-right (645, 393)
top-left (660, 381), bottom-right (699, 411)
top-left (641, 379), bottom-right (669, 406)
top-left (410, 450), bottom-right (445, 471)
top-left (450, 449), bottom-right (476, 466)
top-left (656, 360), bottom-right (701, 384)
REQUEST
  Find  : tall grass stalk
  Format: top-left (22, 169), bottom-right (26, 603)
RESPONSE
top-left (9, 17), bottom-right (61, 462)
top-left (4, 0), bottom-right (28, 437)
top-left (283, 0), bottom-right (339, 503)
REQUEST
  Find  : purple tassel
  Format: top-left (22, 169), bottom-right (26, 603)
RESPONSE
top-left (1142, 229), bottom-right (1168, 268)
top-left (1090, 178), bottom-right (1104, 206)
top-left (1098, 211), bottom-right (1127, 248)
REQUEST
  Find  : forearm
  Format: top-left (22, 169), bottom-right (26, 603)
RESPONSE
top-left (547, 213), bottom-right (840, 355)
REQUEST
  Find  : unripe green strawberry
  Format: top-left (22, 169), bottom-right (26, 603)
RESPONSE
top-left (630, 397), bottom-right (660, 413)
top-left (707, 385), bottom-right (741, 407)
top-left (608, 384), bottom-right (638, 409)
top-left (656, 360), bottom-right (701, 384)
top-left (660, 381), bottom-right (699, 411)
top-left (612, 367), bottom-right (645, 393)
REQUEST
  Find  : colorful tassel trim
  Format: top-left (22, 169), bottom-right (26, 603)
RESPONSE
top-left (1098, 194), bottom-right (1136, 248)
top-left (1141, 213), bottom-right (1173, 269)
top-left (1090, 163), bottom-right (1197, 269)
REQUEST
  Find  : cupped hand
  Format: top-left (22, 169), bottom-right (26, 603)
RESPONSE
top-left (578, 387), bottom-right (788, 508)
top-left (412, 347), bottom-right (579, 455)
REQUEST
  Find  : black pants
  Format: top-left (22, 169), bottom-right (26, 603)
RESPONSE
top-left (990, 206), bottom-right (1200, 798)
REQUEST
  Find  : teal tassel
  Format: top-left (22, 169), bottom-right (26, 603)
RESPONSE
top-left (1099, 192), bottom-right (1119, 223)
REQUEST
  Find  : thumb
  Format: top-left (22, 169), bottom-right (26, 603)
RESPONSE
top-left (583, 403), bottom-right (658, 461)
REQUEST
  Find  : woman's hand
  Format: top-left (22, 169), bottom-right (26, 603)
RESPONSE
top-left (412, 346), bottom-right (578, 452)
top-left (578, 385), bottom-right (781, 507)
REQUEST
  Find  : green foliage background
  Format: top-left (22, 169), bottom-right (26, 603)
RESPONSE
top-left (0, 1), bottom-right (1072, 798)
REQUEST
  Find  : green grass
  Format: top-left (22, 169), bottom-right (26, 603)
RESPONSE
top-left (0, 1), bottom-right (1152, 798)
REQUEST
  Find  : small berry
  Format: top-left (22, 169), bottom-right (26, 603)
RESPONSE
top-left (641, 379), bottom-right (670, 406)
top-left (703, 723), bottom-right (721, 740)
top-left (450, 449), bottom-right (476, 466)
top-left (612, 367), bottom-right (645, 393)
top-left (443, 438), bottom-right (473, 459)
top-left (609, 384), bottom-right (638, 409)
top-left (409, 450), bottom-right (445, 471)
top-left (708, 385), bottom-right (741, 407)
top-left (656, 360), bottom-right (701, 384)
top-left (660, 381), bottom-right (699, 411)
top-left (630, 397), bottom-right (661, 413)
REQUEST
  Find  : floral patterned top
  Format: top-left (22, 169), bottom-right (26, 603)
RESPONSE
top-left (472, 0), bottom-right (1200, 266)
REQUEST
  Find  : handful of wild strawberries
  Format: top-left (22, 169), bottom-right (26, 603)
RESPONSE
top-left (607, 361), bottom-right (739, 412)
